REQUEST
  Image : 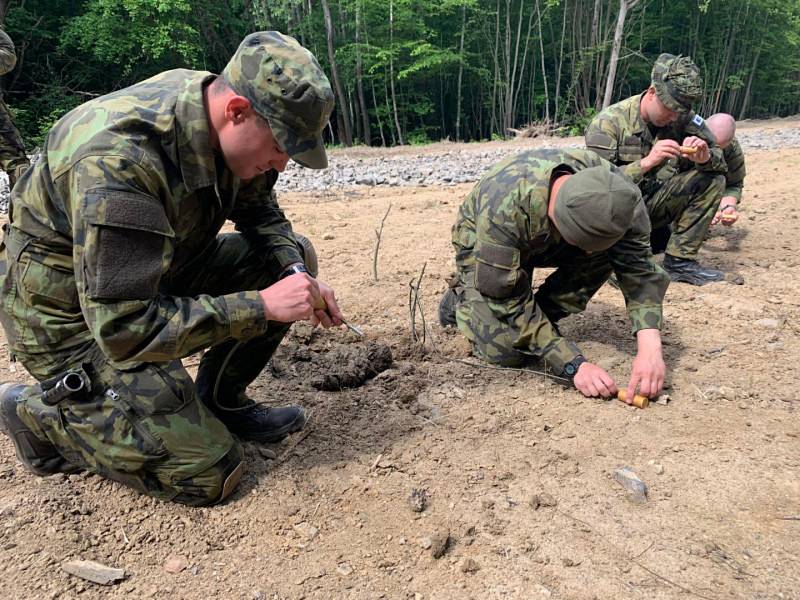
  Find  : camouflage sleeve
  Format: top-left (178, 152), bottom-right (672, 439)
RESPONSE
top-left (608, 202), bottom-right (669, 333)
top-left (69, 156), bottom-right (269, 367)
top-left (229, 171), bottom-right (304, 270)
top-left (585, 116), bottom-right (645, 184)
top-left (0, 30), bottom-right (17, 76)
top-left (723, 139), bottom-right (745, 203)
top-left (473, 191), bottom-right (581, 373)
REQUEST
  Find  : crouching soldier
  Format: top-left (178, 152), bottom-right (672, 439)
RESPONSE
top-left (0, 32), bottom-right (343, 505)
top-left (439, 149), bottom-right (669, 401)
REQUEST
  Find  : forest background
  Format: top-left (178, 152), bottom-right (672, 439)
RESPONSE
top-left (1, 0), bottom-right (799, 150)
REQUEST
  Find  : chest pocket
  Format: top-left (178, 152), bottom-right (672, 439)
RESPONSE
top-left (83, 190), bottom-right (175, 301)
top-left (618, 135), bottom-right (644, 163)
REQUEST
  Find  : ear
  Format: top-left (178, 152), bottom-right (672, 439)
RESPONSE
top-left (224, 95), bottom-right (253, 125)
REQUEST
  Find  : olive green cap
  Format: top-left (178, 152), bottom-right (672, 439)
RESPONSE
top-left (650, 53), bottom-right (703, 114)
top-left (222, 31), bottom-right (335, 169)
top-left (554, 166), bottom-right (644, 252)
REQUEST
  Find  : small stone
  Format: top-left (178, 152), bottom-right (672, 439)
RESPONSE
top-left (428, 529), bottom-right (450, 559)
top-left (654, 464), bottom-right (664, 475)
top-left (562, 557), bottom-right (581, 567)
top-left (754, 318), bottom-right (780, 329)
top-left (164, 555), bottom-right (189, 574)
top-left (257, 447), bottom-right (277, 460)
top-left (322, 233), bottom-right (335, 240)
top-left (655, 394), bottom-right (671, 405)
top-left (459, 558), bottom-right (480, 573)
top-left (420, 537), bottom-right (432, 550)
top-left (336, 562), bottom-right (353, 576)
top-left (613, 467), bottom-right (648, 503)
top-left (293, 522), bottom-right (319, 541)
top-left (538, 493), bottom-right (557, 507)
top-left (409, 488), bottom-right (428, 513)
top-left (62, 560), bottom-right (125, 585)
top-left (253, 592), bottom-right (266, 600)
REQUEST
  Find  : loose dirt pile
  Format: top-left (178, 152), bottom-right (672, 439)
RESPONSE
top-left (1, 122), bottom-right (799, 599)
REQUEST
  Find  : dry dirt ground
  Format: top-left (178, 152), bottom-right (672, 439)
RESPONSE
top-left (1, 124), bottom-right (799, 600)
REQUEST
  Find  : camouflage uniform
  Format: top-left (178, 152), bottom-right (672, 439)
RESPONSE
top-left (450, 149), bottom-right (669, 374)
top-left (0, 29), bottom-right (30, 189)
top-left (585, 56), bottom-right (727, 260)
top-left (721, 137), bottom-right (745, 203)
top-left (0, 32), bottom-right (334, 505)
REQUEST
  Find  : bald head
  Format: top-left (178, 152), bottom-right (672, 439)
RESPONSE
top-left (706, 113), bottom-right (736, 149)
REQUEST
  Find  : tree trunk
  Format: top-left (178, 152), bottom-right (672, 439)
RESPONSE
top-left (455, 3), bottom-right (467, 141)
top-left (602, 0), bottom-right (638, 110)
top-left (320, 0), bottom-right (353, 146)
top-left (738, 42), bottom-right (762, 120)
top-left (388, 0), bottom-right (404, 145)
top-left (490, 0), bottom-right (501, 137)
top-left (554, 0), bottom-right (568, 123)
top-left (355, 1), bottom-right (371, 145)
top-left (534, 0), bottom-right (549, 122)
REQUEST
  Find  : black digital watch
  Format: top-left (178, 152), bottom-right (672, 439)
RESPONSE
top-left (279, 263), bottom-right (310, 279)
top-left (561, 354), bottom-right (587, 380)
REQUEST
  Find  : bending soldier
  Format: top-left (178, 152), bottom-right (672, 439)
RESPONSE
top-left (439, 149), bottom-right (669, 401)
top-left (0, 32), bottom-right (342, 506)
top-left (585, 54), bottom-right (728, 286)
top-left (0, 28), bottom-right (29, 190)
top-left (705, 113), bottom-right (745, 227)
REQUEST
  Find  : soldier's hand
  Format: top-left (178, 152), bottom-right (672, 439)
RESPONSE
top-left (573, 362), bottom-right (618, 399)
top-left (681, 136), bottom-right (710, 164)
top-left (259, 273), bottom-right (325, 323)
top-left (626, 349), bottom-right (666, 400)
top-left (712, 197), bottom-right (739, 226)
top-left (311, 281), bottom-right (344, 328)
top-left (641, 140), bottom-right (682, 172)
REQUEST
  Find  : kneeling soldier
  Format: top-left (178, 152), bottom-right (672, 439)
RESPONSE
top-left (440, 149), bottom-right (669, 400)
top-left (0, 32), bottom-right (342, 505)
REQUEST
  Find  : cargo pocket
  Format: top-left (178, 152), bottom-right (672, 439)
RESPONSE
top-left (111, 361), bottom-right (234, 485)
top-left (475, 240), bottom-right (527, 299)
top-left (18, 255), bottom-right (81, 320)
top-left (82, 190), bottom-right (175, 301)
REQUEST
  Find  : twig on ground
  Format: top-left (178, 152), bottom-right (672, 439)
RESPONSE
top-left (372, 203), bottom-right (392, 282)
top-left (275, 410), bottom-right (314, 465)
top-left (556, 509), bottom-right (717, 600)
top-left (408, 262), bottom-right (427, 346)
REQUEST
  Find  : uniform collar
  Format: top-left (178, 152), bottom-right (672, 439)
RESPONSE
top-left (174, 71), bottom-right (219, 192)
top-left (629, 93), bottom-right (649, 136)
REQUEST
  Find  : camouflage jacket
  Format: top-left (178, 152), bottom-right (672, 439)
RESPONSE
top-left (585, 94), bottom-right (727, 199)
top-left (5, 69), bottom-right (302, 371)
top-left (0, 30), bottom-right (16, 76)
top-left (452, 148), bottom-right (668, 372)
top-left (722, 137), bottom-right (746, 203)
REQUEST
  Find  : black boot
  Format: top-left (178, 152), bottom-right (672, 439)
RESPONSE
top-left (196, 335), bottom-right (307, 443)
top-left (663, 254), bottom-right (724, 285)
top-left (0, 383), bottom-right (73, 475)
top-left (650, 225), bottom-right (672, 255)
top-left (438, 288), bottom-right (459, 327)
top-left (212, 401), bottom-right (307, 444)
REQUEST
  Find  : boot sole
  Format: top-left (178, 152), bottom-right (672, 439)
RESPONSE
top-left (667, 272), bottom-right (724, 286)
top-left (232, 408), bottom-right (308, 444)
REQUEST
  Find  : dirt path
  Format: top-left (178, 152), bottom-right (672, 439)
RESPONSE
top-left (1, 140), bottom-right (798, 599)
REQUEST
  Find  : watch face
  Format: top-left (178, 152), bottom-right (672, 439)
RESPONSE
top-left (564, 364), bottom-right (576, 376)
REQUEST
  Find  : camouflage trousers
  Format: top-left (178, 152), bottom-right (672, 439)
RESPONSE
top-left (6, 233), bottom-right (296, 506)
top-left (452, 244), bottom-right (611, 368)
top-left (0, 98), bottom-right (29, 188)
top-left (645, 169), bottom-right (725, 260)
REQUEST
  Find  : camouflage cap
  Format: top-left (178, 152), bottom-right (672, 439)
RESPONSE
top-left (650, 53), bottom-right (703, 114)
top-left (222, 31), bottom-right (335, 169)
top-left (554, 166), bottom-right (643, 252)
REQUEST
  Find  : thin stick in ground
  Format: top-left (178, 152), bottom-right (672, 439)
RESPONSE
top-left (408, 262), bottom-right (427, 346)
top-left (372, 203), bottom-right (392, 282)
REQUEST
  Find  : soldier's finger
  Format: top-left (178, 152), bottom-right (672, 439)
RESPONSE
top-left (595, 379), bottom-right (612, 398)
top-left (625, 374), bottom-right (640, 404)
top-left (599, 371), bottom-right (618, 396)
top-left (314, 308), bottom-right (333, 328)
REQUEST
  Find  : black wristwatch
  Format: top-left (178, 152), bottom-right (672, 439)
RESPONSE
top-left (561, 355), bottom-right (587, 380)
top-left (279, 263), bottom-right (309, 279)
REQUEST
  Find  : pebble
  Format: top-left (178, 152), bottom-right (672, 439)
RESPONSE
top-left (427, 529), bottom-right (450, 559)
top-left (293, 522), bottom-right (319, 541)
top-left (755, 318), bottom-right (780, 329)
top-left (459, 558), bottom-right (480, 573)
top-left (409, 488), bottom-right (428, 513)
top-left (62, 559), bottom-right (125, 585)
top-left (164, 554), bottom-right (189, 574)
top-left (336, 562), bottom-right (353, 576)
top-left (612, 467), bottom-right (648, 503)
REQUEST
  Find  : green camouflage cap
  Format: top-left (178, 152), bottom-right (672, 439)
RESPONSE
top-left (222, 31), bottom-right (335, 169)
top-left (650, 53), bottom-right (703, 114)
top-left (554, 166), bottom-right (643, 252)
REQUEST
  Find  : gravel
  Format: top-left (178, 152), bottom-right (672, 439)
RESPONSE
top-left (2, 125), bottom-right (799, 213)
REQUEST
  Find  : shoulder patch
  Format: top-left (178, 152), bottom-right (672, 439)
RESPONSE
top-left (692, 114), bottom-right (704, 127)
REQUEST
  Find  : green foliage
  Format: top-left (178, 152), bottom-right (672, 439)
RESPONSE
top-left (3, 0), bottom-right (800, 149)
